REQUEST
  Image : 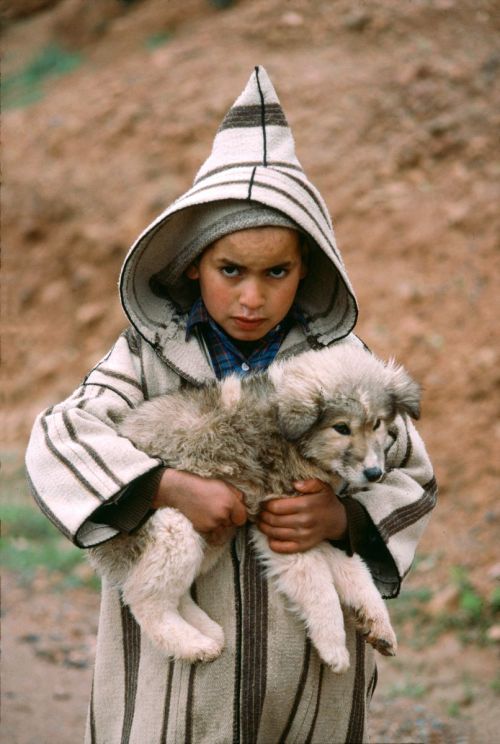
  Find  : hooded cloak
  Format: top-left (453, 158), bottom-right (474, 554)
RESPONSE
top-left (26, 66), bottom-right (436, 744)
top-left (119, 66), bottom-right (358, 380)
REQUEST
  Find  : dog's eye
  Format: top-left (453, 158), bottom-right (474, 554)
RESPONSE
top-left (333, 423), bottom-right (351, 436)
top-left (373, 419), bottom-right (381, 430)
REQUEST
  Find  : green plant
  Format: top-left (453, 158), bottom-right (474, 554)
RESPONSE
top-left (389, 564), bottom-right (500, 647)
top-left (2, 43), bottom-right (83, 110)
top-left (386, 677), bottom-right (427, 700)
top-left (490, 586), bottom-right (500, 613)
top-left (145, 31), bottom-right (173, 50)
top-left (447, 701), bottom-right (460, 718)
top-left (390, 586), bottom-right (433, 623)
top-left (490, 673), bottom-right (500, 695)
top-left (430, 567), bottom-right (499, 645)
top-left (1, 501), bottom-right (98, 590)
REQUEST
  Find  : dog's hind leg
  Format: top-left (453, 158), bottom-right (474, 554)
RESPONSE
top-left (178, 543), bottom-right (226, 645)
top-left (178, 593), bottom-right (225, 647)
top-left (251, 529), bottom-right (350, 673)
top-left (323, 547), bottom-right (397, 657)
top-left (123, 583), bottom-right (224, 663)
top-left (121, 509), bottom-right (223, 662)
top-left (125, 592), bottom-right (224, 662)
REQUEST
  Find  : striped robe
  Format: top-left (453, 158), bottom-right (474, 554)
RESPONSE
top-left (26, 328), bottom-right (436, 744)
top-left (26, 66), bottom-right (437, 742)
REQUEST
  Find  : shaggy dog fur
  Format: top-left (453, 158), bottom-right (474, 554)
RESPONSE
top-left (89, 343), bottom-right (421, 672)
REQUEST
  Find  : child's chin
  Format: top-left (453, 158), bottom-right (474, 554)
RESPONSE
top-left (231, 330), bottom-right (266, 341)
top-left (226, 320), bottom-right (270, 340)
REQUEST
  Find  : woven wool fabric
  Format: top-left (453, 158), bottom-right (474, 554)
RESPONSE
top-left (119, 66), bottom-right (358, 358)
top-left (26, 67), bottom-right (437, 743)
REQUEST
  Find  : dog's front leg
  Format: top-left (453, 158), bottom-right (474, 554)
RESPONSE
top-left (323, 546), bottom-right (397, 657)
top-left (251, 528), bottom-right (350, 673)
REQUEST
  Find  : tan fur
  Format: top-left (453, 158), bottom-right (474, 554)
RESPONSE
top-left (89, 342), bottom-right (420, 671)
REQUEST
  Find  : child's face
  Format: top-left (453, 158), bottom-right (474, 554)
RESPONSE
top-left (186, 226), bottom-right (306, 341)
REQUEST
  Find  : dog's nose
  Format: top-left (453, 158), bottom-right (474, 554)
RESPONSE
top-left (363, 467), bottom-right (383, 482)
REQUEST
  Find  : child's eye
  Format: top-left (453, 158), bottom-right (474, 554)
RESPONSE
top-left (268, 267), bottom-right (287, 278)
top-left (333, 423), bottom-right (351, 436)
top-left (373, 419), bottom-right (381, 430)
top-left (221, 266), bottom-right (240, 277)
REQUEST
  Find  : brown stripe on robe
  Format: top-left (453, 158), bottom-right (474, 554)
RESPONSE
top-left (378, 477), bottom-right (438, 541)
top-left (219, 103), bottom-right (288, 131)
top-left (241, 529), bottom-right (268, 744)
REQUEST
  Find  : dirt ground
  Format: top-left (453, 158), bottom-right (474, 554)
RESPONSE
top-left (2, 567), bottom-right (498, 744)
top-left (2, 0), bottom-right (499, 741)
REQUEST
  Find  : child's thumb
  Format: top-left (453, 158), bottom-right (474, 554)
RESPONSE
top-left (231, 499), bottom-right (248, 526)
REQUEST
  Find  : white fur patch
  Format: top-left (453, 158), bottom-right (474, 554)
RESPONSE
top-left (220, 375), bottom-right (242, 409)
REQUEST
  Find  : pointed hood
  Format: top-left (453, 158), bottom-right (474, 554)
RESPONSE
top-left (120, 66), bottom-right (358, 372)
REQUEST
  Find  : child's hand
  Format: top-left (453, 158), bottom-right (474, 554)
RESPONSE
top-left (154, 469), bottom-right (247, 540)
top-left (257, 478), bottom-right (347, 554)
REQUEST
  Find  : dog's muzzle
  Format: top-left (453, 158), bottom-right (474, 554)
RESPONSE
top-left (363, 467), bottom-right (384, 483)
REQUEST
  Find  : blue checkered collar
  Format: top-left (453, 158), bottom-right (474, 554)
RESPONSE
top-left (185, 298), bottom-right (307, 378)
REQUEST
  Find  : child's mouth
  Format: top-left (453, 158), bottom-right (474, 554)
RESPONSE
top-left (233, 317), bottom-right (266, 329)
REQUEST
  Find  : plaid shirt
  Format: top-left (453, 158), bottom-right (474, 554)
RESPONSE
top-left (186, 298), bottom-right (307, 380)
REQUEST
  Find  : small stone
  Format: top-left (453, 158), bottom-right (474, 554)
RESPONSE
top-left (343, 11), bottom-right (371, 32)
top-left (39, 279), bottom-right (68, 305)
top-left (281, 11), bottom-right (304, 27)
top-left (20, 633), bottom-right (40, 644)
top-left (446, 203), bottom-right (470, 227)
top-left (487, 563), bottom-right (500, 581)
top-left (53, 688), bottom-right (71, 701)
top-left (427, 585), bottom-right (460, 616)
top-left (65, 649), bottom-right (89, 669)
top-left (76, 302), bottom-right (106, 327)
top-left (486, 625), bottom-right (500, 642)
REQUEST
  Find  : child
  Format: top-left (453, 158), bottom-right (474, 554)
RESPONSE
top-left (26, 66), bottom-right (436, 743)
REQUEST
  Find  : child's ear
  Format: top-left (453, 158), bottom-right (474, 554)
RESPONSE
top-left (299, 261), bottom-right (308, 280)
top-left (185, 263), bottom-right (200, 280)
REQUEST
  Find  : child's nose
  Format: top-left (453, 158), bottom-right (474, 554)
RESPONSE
top-left (239, 279), bottom-right (265, 310)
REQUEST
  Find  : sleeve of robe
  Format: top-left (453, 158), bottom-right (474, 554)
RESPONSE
top-left (25, 329), bottom-right (169, 548)
top-left (344, 414), bottom-right (437, 598)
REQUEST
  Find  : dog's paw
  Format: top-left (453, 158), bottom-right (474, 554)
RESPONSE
top-left (365, 635), bottom-right (397, 657)
top-left (353, 609), bottom-right (397, 657)
top-left (200, 621), bottom-right (225, 648)
top-left (319, 645), bottom-right (350, 674)
top-left (180, 635), bottom-right (225, 663)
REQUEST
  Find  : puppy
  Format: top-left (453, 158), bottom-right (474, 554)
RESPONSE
top-left (89, 342), bottom-right (420, 672)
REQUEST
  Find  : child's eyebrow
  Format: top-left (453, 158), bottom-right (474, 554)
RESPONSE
top-left (215, 257), bottom-right (296, 268)
top-left (215, 256), bottom-right (244, 266)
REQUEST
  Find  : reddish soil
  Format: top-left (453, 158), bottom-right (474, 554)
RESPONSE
top-left (2, 0), bottom-right (499, 741)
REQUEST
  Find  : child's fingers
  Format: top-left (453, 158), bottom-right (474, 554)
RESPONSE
top-left (230, 498), bottom-right (248, 526)
top-left (267, 539), bottom-right (303, 554)
top-left (258, 507), bottom-right (312, 529)
top-left (294, 477), bottom-right (342, 494)
top-left (293, 478), bottom-right (324, 492)
top-left (262, 495), bottom-right (311, 515)
top-left (257, 521), bottom-right (304, 543)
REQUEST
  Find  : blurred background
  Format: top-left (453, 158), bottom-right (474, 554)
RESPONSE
top-left (2, 0), bottom-right (499, 741)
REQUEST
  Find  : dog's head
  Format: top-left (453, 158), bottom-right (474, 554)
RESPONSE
top-left (270, 345), bottom-right (421, 487)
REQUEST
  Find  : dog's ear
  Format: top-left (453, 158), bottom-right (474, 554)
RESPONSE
top-left (275, 381), bottom-right (325, 440)
top-left (386, 361), bottom-right (421, 420)
top-left (277, 396), bottom-right (324, 440)
top-left (270, 358), bottom-right (326, 440)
